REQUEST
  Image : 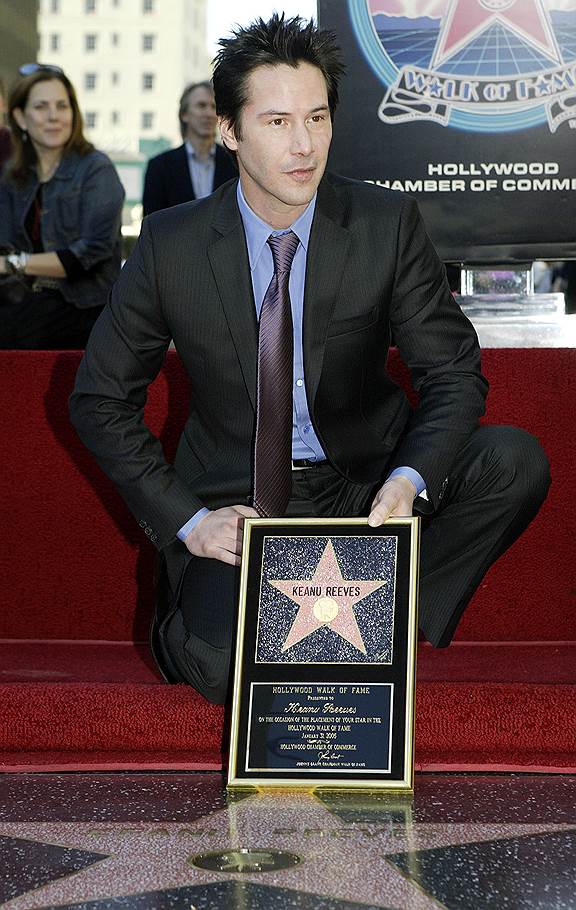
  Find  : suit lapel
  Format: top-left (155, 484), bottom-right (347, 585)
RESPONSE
top-left (175, 144), bottom-right (195, 201)
top-left (303, 179), bottom-right (351, 406)
top-left (205, 178), bottom-right (351, 413)
top-left (207, 183), bottom-right (259, 409)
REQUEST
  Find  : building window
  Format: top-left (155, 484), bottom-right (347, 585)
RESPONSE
top-left (111, 32), bottom-right (120, 47)
top-left (85, 72), bottom-right (97, 90)
top-left (112, 0), bottom-right (120, 6)
top-left (49, 33), bottom-right (60, 52)
top-left (85, 34), bottom-right (98, 51)
top-left (85, 0), bottom-right (97, 11)
top-left (50, 0), bottom-right (60, 12)
top-left (111, 71), bottom-right (120, 86)
top-left (141, 111), bottom-right (154, 130)
top-left (143, 0), bottom-right (154, 12)
top-left (142, 72), bottom-right (155, 91)
top-left (85, 112), bottom-right (97, 129)
top-left (142, 34), bottom-right (155, 51)
top-left (111, 111), bottom-right (120, 125)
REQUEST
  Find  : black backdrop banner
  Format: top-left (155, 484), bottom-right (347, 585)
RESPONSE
top-left (318, 0), bottom-right (576, 262)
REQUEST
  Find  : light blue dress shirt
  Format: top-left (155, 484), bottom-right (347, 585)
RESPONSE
top-left (236, 182), bottom-right (326, 463)
top-left (177, 183), bottom-right (424, 541)
top-left (185, 142), bottom-right (216, 200)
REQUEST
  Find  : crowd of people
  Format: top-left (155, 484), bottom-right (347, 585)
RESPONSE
top-left (0, 66), bottom-right (240, 351)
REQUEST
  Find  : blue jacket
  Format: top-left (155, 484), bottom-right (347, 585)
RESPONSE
top-left (0, 149), bottom-right (125, 309)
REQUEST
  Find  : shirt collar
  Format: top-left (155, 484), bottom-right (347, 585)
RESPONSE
top-left (31, 152), bottom-right (76, 181)
top-left (236, 180), bottom-right (316, 272)
top-left (185, 140), bottom-right (216, 160)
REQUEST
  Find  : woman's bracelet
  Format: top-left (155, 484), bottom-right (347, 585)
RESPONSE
top-left (5, 252), bottom-right (30, 275)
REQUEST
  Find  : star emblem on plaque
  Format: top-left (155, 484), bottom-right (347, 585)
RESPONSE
top-left (256, 535), bottom-right (397, 664)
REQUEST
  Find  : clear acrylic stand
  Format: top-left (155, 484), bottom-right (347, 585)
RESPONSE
top-left (456, 264), bottom-right (565, 323)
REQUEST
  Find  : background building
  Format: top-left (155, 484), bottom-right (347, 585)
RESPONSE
top-left (1, 0), bottom-right (38, 94)
top-left (37, 0), bottom-right (211, 211)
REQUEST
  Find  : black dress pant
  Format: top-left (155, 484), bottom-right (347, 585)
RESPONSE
top-left (157, 425), bottom-right (550, 703)
top-left (0, 289), bottom-right (102, 349)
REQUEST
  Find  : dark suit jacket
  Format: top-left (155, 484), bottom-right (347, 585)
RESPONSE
top-left (70, 174), bottom-right (487, 644)
top-left (142, 142), bottom-right (237, 215)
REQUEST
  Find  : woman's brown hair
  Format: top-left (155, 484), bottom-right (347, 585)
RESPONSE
top-left (6, 68), bottom-right (93, 185)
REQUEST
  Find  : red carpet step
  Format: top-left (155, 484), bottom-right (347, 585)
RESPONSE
top-left (0, 642), bottom-right (574, 773)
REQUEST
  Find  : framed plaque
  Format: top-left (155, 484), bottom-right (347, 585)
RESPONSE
top-left (227, 517), bottom-right (420, 792)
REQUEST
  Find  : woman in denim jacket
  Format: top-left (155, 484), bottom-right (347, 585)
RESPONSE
top-left (0, 65), bottom-right (125, 348)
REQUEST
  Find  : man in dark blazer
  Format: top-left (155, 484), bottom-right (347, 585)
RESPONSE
top-left (142, 81), bottom-right (237, 216)
top-left (70, 15), bottom-right (550, 704)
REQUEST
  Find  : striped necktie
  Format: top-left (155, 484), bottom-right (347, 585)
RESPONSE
top-left (253, 230), bottom-right (300, 518)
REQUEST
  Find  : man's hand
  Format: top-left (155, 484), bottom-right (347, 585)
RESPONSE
top-left (184, 505), bottom-right (259, 566)
top-left (368, 475), bottom-right (417, 527)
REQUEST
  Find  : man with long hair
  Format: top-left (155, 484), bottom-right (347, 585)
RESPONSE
top-left (142, 81), bottom-right (236, 215)
top-left (71, 15), bottom-right (550, 703)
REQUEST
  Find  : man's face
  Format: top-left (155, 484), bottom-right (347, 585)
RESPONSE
top-left (220, 62), bottom-right (332, 228)
top-left (181, 85), bottom-right (217, 143)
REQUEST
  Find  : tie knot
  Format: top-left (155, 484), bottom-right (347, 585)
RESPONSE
top-left (267, 231), bottom-right (300, 274)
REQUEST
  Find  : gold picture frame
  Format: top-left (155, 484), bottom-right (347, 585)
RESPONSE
top-left (227, 517), bottom-right (420, 793)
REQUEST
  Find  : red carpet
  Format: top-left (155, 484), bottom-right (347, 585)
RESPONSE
top-left (0, 349), bottom-right (575, 772)
top-left (0, 643), bottom-right (574, 772)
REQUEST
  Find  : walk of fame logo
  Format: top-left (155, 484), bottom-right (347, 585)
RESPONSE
top-left (255, 536), bottom-right (396, 664)
top-left (349, 0), bottom-right (576, 131)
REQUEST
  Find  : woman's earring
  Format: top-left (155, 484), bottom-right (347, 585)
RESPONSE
top-left (21, 129), bottom-right (28, 143)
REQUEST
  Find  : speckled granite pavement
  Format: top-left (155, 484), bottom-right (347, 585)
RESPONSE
top-left (1, 773), bottom-right (575, 909)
